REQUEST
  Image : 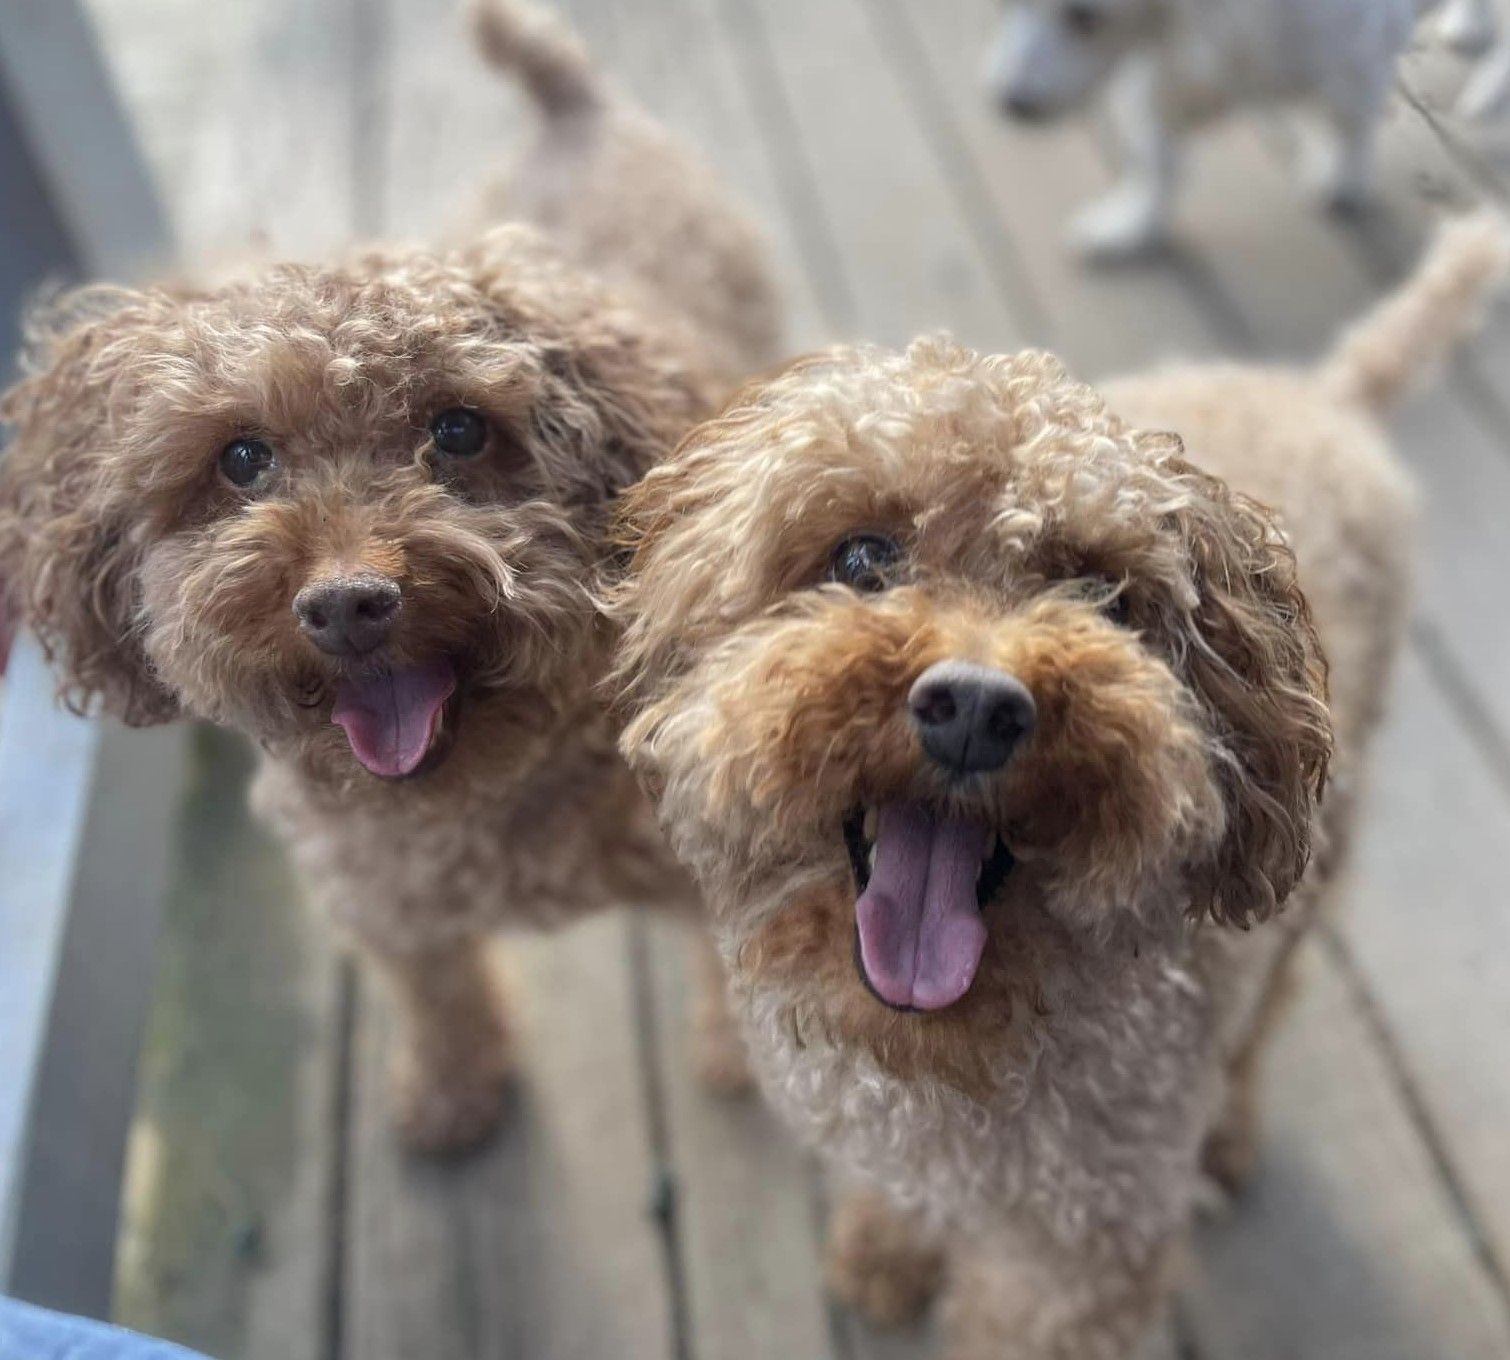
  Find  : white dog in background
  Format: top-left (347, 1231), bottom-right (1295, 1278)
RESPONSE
top-left (986, 0), bottom-right (1497, 259)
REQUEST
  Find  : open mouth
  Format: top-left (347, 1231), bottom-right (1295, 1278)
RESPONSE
top-left (330, 657), bottom-right (461, 780)
top-left (844, 802), bottom-right (1015, 1013)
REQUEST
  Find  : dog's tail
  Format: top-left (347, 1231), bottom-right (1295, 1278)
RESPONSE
top-left (467, 0), bottom-right (602, 118)
top-left (1320, 211), bottom-right (1510, 415)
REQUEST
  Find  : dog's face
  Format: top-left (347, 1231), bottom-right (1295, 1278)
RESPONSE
top-left (0, 227), bottom-right (711, 782)
top-left (986, 0), bottom-right (1153, 120)
top-left (613, 341), bottom-right (1329, 1077)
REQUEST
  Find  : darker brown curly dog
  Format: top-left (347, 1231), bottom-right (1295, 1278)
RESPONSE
top-left (0, 0), bottom-right (773, 1153)
top-left (611, 218), bottom-right (1504, 1357)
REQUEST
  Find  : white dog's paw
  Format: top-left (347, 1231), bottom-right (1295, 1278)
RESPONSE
top-left (1440, 0), bottom-right (1498, 56)
top-left (1069, 189), bottom-right (1169, 261)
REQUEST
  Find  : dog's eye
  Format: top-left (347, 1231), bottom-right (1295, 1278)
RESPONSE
top-left (430, 407), bottom-right (490, 457)
top-left (219, 437), bottom-right (276, 490)
top-left (1062, 0), bottom-right (1104, 34)
top-left (829, 534), bottom-right (902, 593)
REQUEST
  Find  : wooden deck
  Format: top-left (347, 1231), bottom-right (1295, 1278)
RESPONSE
top-left (83, 1), bottom-right (1510, 1356)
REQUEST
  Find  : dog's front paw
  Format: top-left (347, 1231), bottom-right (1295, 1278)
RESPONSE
top-left (827, 1192), bottom-right (945, 1329)
top-left (390, 1045), bottom-right (514, 1156)
top-left (1069, 190), bottom-right (1169, 262)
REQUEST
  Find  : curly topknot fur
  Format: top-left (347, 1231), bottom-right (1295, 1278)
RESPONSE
top-left (612, 220), bottom-right (1500, 1357)
top-left (0, 0), bottom-right (775, 1152)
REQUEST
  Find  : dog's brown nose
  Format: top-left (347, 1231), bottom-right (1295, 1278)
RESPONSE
top-left (909, 660), bottom-right (1036, 775)
top-left (294, 573), bottom-right (401, 657)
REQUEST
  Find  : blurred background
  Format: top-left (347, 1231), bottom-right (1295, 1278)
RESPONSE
top-left (2, 1), bottom-right (1510, 1358)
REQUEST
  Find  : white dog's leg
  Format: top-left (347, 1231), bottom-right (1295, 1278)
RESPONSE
top-left (1440, 0), bottom-right (1499, 56)
top-left (1304, 97), bottom-right (1383, 214)
top-left (1071, 59), bottom-right (1179, 261)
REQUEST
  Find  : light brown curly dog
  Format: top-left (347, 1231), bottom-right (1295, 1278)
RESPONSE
top-left (610, 217), bottom-right (1506, 1357)
top-left (0, 0), bottom-right (775, 1153)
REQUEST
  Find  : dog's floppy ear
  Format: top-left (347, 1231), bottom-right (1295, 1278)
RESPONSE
top-left (600, 421), bottom-right (718, 722)
top-left (0, 287), bottom-right (183, 724)
top-left (605, 353), bottom-right (828, 725)
top-left (462, 224), bottom-right (723, 502)
top-left (1161, 445), bottom-right (1333, 926)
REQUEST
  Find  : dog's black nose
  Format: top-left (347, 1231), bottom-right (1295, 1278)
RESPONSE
top-left (909, 660), bottom-right (1036, 775)
top-left (294, 574), bottom-right (401, 657)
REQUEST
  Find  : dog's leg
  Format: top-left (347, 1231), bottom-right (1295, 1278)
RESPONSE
top-left (1440, 0), bottom-right (1499, 56)
top-left (363, 935), bottom-right (513, 1155)
top-left (687, 925), bottom-right (753, 1094)
top-left (826, 1189), bottom-right (946, 1328)
top-left (1305, 88), bottom-right (1385, 215)
top-left (941, 1227), bottom-right (1178, 1360)
top-left (1459, 36), bottom-right (1510, 117)
top-left (1071, 57), bottom-right (1179, 261)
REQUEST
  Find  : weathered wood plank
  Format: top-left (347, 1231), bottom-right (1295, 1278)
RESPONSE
top-left (641, 917), bottom-right (840, 1360)
top-left (376, 0), bottom-right (531, 242)
top-left (84, 0), bottom-right (359, 261)
top-left (113, 729), bottom-right (341, 1360)
top-left (674, 0), bottom-right (858, 336)
top-left (1340, 651), bottom-right (1510, 1285)
top-left (1184, 937), bottom-right (1510, 1359)
top-left (615, 0), bottom-right (830, 348)
top-left (343, 919), bottom-right (675, 1360)
top-left (711, 0), bottom-right (1028, 351)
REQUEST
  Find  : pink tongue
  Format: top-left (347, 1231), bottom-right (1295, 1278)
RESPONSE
top-left (856, 801), bottom-right (990, 1011)
top-left (331, 660), bottom-right (456, 778)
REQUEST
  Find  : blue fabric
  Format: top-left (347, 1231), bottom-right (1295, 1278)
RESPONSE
top-left (0, 1298), bottom-right (212, 1360)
